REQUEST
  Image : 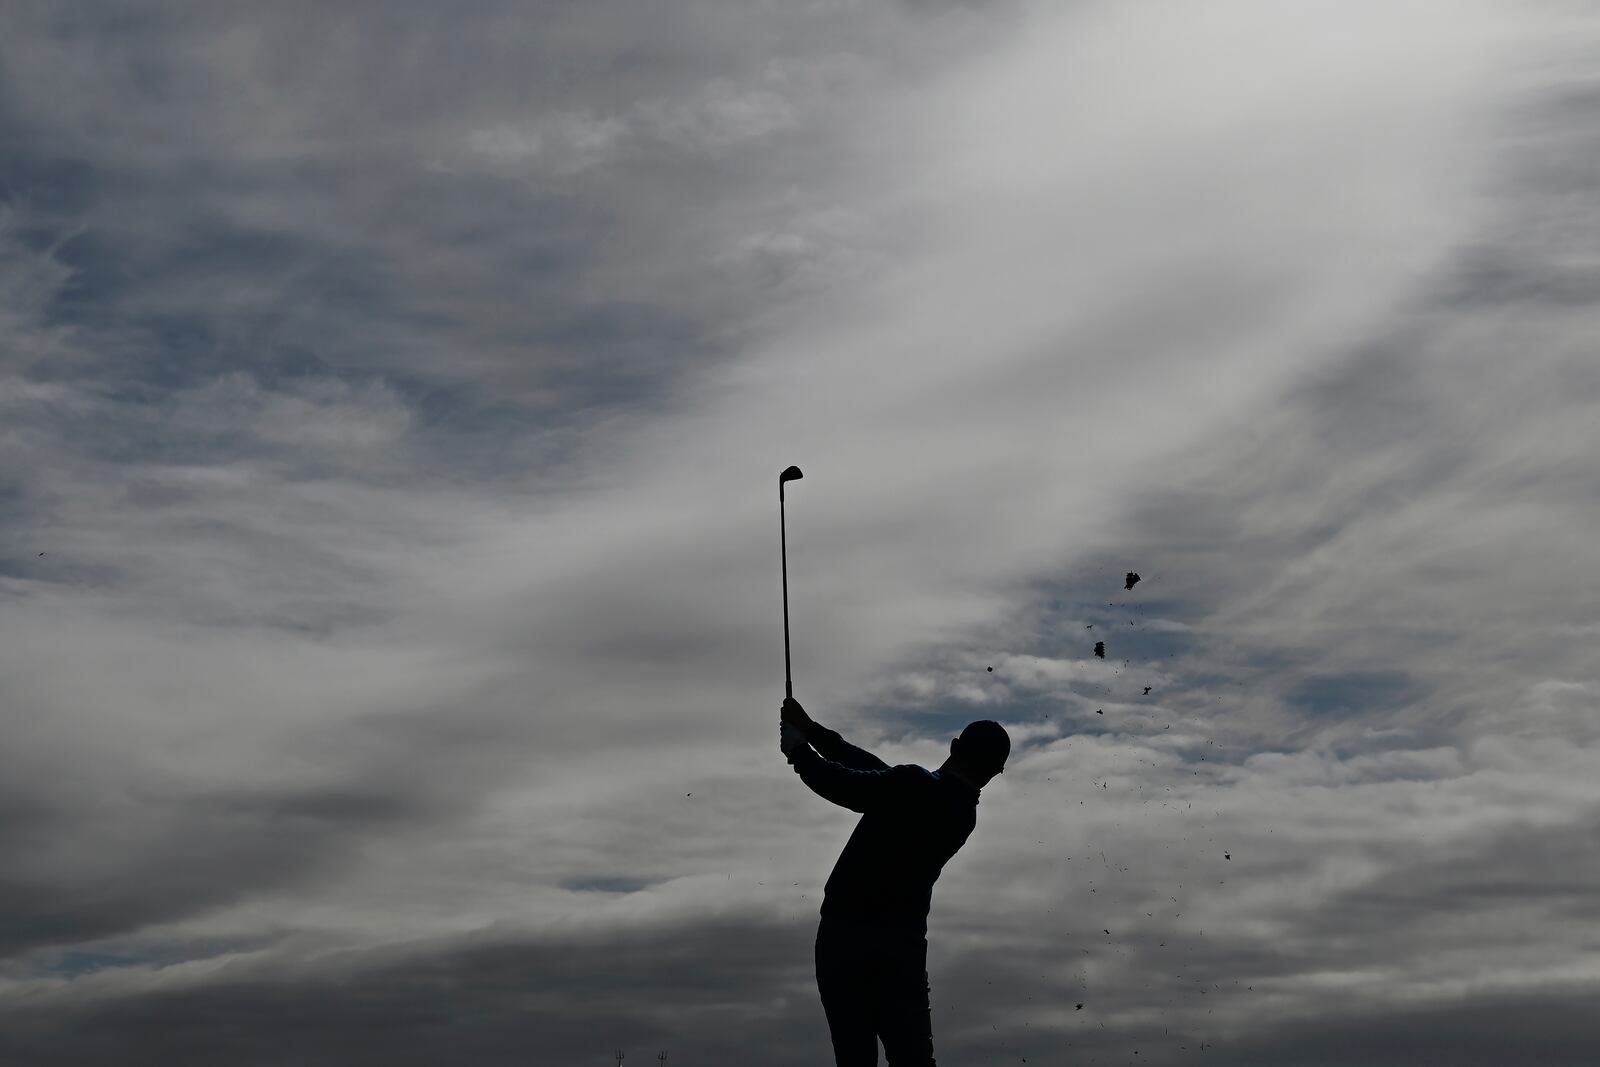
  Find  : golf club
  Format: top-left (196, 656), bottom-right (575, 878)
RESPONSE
top-left (779, 465), bottom-right (804, 700)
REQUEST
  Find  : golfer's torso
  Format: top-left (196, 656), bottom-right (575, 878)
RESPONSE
top-left (820, 767), bottom-right (977, 934)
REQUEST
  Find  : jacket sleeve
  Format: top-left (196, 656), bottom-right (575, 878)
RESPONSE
top-left (804, 722), bottom-right (890, 772)
top-left (789, 744), bottom-right (900, 813)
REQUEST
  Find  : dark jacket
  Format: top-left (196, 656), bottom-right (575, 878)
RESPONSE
top-left (788, 721), bottom-right (980, 937)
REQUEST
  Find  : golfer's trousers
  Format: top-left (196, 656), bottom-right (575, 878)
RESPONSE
top-left (815, 916), bottom-right (937, 1066)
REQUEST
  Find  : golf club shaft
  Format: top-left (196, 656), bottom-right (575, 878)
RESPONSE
top-left (781, 484), bottom-right (793, 700)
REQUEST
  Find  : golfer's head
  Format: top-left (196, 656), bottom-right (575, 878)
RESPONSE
top-left (950, 719), bottom-right (1010, 784)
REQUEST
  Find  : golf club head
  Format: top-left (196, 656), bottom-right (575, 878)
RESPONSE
top-left (779, 465), bottom-right (804, 484)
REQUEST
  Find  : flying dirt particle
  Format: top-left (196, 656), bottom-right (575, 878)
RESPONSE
top-left (1143, 686), bottom-right (1152, 695)
top-left (1096, 709), bottom-right (1103, 715)
top-left (1075, 1003), bottom-right (1084, 1010)
top-left (39, 552), bottom-right (46, 557)
top-left (1093, 641), bottom-right (1105, 658)
top-left (1224, 853), bottom-right (1230, 860)
top-left (686, 793), bottom-right (692, 797)
top-left (987, 666), bottom-right (993, 672)
top-left (1125, 572), bottom-right (1141, 590)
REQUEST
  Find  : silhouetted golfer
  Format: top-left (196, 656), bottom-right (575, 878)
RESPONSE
top-left (780, 695), bottom-right (1010, 1066)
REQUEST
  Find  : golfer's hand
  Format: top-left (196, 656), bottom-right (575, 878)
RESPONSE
top-left (781, 696), bottom-right (814, 732)
top-left (779, 721), bottom-right (810, 762)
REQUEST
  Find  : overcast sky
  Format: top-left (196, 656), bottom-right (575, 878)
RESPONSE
top-left (3, 2), bottom-right (1599, 1064)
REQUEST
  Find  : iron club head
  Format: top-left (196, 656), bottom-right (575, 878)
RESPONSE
top-left (779, 465), bottom-right (804, 483)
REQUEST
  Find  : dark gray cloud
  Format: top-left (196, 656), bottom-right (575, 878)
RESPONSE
top-left (1220, 991), bottom-right (1600, 1067)
top-left (0, 916), bottom-right (818, 1066)
top-left (0, 780), bottom-right (424, 961)
top-left (9, 913), bottom-right (1600, 1066)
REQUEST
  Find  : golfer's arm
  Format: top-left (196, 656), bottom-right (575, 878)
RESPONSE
top-left (789, 745), bottom-right (894, 813)
top-left (803, 722), bottom-right (890, 772)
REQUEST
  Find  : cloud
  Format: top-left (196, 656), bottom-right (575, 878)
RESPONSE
top-left (466, 112), bottom-right (632, 173)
